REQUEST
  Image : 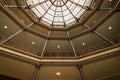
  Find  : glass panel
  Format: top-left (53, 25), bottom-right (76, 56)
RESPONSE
top-left (47, 9), bottom-right (55, 16)
top-left (46, 1), bottom-right (52, 7)
top-left (44, 13), bottom-right (53, 21)
top-left (72, 6), bottom-right (82, 16)
top-left (32, 0), bottom-right (39, 4)
top-left (42, 18), bottom-right (52, 24)
top-left (31, 8), bottom-right (41, 17)
top-left (64, 14), bottom-right (73, 21)
top-left (26, 0), bottom-right (92, 28)
top-left (35, 5), bottom-right (45, 15)
top-left (65, 18), bottom-right (75, 25)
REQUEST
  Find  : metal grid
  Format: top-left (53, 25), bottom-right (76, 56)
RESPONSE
top-left (26, 0), bottom-right (92, 28)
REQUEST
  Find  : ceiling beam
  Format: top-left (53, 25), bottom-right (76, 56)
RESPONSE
top-left (40, 30), bottom-right (51, 57)
top-left (66, 31), bottom-right (77, 57)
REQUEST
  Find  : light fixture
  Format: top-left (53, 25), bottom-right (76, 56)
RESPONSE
top-left (4, 26), bottom-right (8, 29)
top-left (32, 42), bottom-right (35, 44)
top-left (108, 27), bottom-right (112, 30)
top-left (21, 20), bottom-right (24, 22)
top-left (109, 0), bottom-right (112, 2)
top-left (82, 42), bottom-right (85, 46)
top-left (56, 72), bottom-right (61, 76)
top-left (57, 45), bottom-right (60, 48)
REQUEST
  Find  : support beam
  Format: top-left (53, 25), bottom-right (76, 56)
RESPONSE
top-left (0, 2), bottom-right (40, 45)
top-left (40, 30), bottom-right (51, 57)
top-left (0, 22), bottom-right (36, 45)
top-left (66, 31), bottom-right (77, 57)
top-left (32, 64), bottom-right (41, 80)
top-left (83, 24), bottom-right (115, 45)
top-left (77, 64), bottom-right (86, 80)
top-left (94, 31), bottom-right (115, 45)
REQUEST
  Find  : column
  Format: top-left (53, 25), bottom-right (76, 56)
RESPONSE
top-left (77, 64), bottom-right (86, 80)
top-left (32, 64), bottom-right (41, 80)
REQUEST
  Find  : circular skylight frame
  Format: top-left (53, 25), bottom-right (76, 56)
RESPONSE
top-left (26, 0), bottom-right (92, 28)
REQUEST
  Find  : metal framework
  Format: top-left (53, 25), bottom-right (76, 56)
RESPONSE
top-left (83, 23), bottom-right (115, 45)
top-left (25, 0), bottom-right (92, 28)
top-left (0, 19), bottom-right (40, 45)
top-left (66, 31), bottom-right (77, 57)
top-left (40, 30), bottom-right (52, 57)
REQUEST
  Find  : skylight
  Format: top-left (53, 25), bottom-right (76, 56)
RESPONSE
top-left (26, 0), bottom-right (92, 28)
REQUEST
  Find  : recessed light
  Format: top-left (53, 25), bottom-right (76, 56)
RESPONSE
top-left (21, 20), bottom-right (24, 22)
top-left (4, 26), bottom-right (8, 29)
top-left (56, 72), bottom-right (61, 76)
top-left (82, 42), bottom-right (85, 46)
top-left (32, 42), bottom-right (35, 44)
top-left (108, 27), bottom-right (112, 30)
top-left (57, 45), bottom-right (60, 48)
top-left (109, 0), bottom-right (112, 2)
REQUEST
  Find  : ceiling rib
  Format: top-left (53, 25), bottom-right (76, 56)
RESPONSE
top-left (82, 23), bottom-right (115, 45)
top-left (40, 30), bottom-right (52, 57)
top-left (69, 0), bottom-right (89, 10)
top-left (0, 2), bottom-right (49, 39)
top-left (92, 0), bottom-right (120, 30)
top-left (27, 0), bottom-right (49, 8)
top-left (0, 2), bottom-right (41, 44)
top-left (0, 2), bottom-right (26, 29)
top-left (51, 3), bottom-right (57, 26)
top-left (63, 1), bottom-right (77, 23)
top-left (94, 31), bottom-right (115, 45)
top-left (0, 22), bottom-right (36, 45)
top-left (0, 0), bottom-right (103, 39)
top-left (38, 1), bottom-right (53, 21)
top-left (71, 0), bottom-right (120, 39)
top-left (66, 31), bottom-right (77, 57)
top-left (15, 0), bottom-right (51, 30)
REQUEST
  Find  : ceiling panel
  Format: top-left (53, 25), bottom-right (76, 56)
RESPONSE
top-left (100, 0), bottom-right (117, 8)
top-left (85, 10), bottom-right (109, 28)
top-left (69, 25), bottom-right (88, 37)
top-left (9, 7), bottom-right (33, 25)
top-left (96, 11), bottom-right (120, 40)
top-left (6, 31), bottom-right (46, 55)
top-left (72, 33), bottom-right (106, 55)
top-left (28, 24), bottom-right (49, 36)
top-left (50, 30), bottom-right (67, 38)
top-left (0, 10), bottom-right (21, 38)
top-left (44, 40), bottom-right (73, 54)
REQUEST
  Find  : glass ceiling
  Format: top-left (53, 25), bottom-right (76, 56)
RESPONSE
top-left (26, 0), bottom-right (92, 28)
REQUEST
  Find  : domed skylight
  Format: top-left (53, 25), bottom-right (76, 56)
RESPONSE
top-left (26, 0), bottom-right (92, 28)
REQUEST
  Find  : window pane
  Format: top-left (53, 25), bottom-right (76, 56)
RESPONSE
top-left (26, 0), bottom-right (92, 28)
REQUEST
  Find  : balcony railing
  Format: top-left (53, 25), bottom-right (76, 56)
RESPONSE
top-left (3, 33), bottom-right (120, 58)
top-left (4, 41), bottom-right (40, 56)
